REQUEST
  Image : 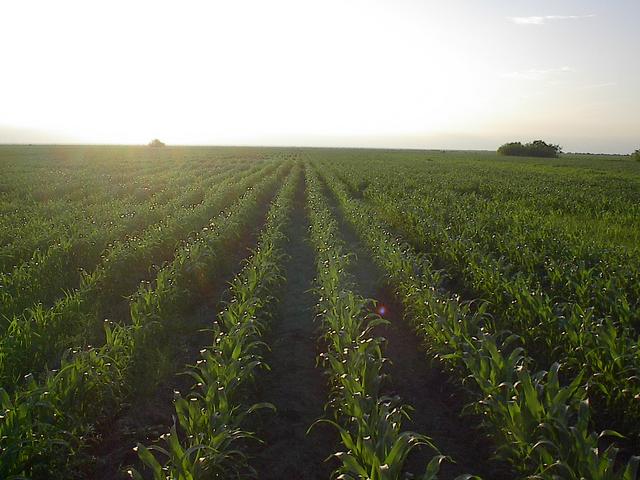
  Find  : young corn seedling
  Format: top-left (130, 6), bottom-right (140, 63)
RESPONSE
top-left (306, 165), bottom-right (444, 479)
top-left (130, 166), bottom-right (298, 478)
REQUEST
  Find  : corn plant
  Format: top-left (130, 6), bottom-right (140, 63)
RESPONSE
top-left (131, 165), bottom-right (299, 478)
top-left (306, 165), bottom-right (445, 479)
top-left (0, 163), bottom-right (289, 478)
top-left (0, 160), bottom-right (281, 387)
top-left (335, 156), bottom-right (640, 437)
top-left (316, 161), bottom-right (640, 479)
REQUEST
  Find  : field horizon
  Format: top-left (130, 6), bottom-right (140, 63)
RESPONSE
top-left (0, 143), bottom-right (634, 157)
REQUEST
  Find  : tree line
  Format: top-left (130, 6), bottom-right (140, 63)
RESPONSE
top-left (497, 140), bottom-right (561, 158)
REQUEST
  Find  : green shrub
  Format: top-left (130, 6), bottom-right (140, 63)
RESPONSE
top-left (498, 140), bottom-right (561, 158)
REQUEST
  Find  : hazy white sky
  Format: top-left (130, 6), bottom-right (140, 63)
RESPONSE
top-left (1, 0), bottom-right (638, 153)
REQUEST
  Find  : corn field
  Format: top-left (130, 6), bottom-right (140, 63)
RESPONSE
top-left (1, 145), bottom-right (639, 479)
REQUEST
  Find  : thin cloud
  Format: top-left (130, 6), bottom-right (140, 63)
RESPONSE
top-left (582, 82), bottom-right (617, 89)
top-left (503, 66), bottom-right (573, 81)
top-left (510, 14), bottom-right (595, 25)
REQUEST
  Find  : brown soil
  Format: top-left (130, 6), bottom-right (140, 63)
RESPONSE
top-left (248, 175), bottom-right (338, 479)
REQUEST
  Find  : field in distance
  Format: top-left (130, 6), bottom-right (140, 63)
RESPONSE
top-left (1, 145), bottom-right (639, 479)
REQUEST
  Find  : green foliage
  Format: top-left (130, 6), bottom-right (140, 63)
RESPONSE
top-left (306, 166), bottom-right (443, 479)
top-left (497, 140), bottom-right (561, 157)
top-left (338, 154), bottom-right (640, 437)
top-left (0, 161), bottom-right (280, 386)
top-left (131, 165), bottom-right (298, 478)
top-left (315, 154), bottom-right (640, 479)
top-left (0, 152), bottom-right (290, 477)
top-left (1, 146), bottom-right (639, 478)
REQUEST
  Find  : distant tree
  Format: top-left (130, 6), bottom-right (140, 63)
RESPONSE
top-left (148, 139), bottom-right (166, 147)
top-left (634, 149), bottom-right (640, 162)
top-left (527, 140), bottom-right (562, 157)
top-left (497, 141), bottom-right (527, 156)
top-left (497, 140), bottom-right (561, 158)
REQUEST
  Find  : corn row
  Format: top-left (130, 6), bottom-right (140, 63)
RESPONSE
top-left (325, 156), bottom-right (639, 331)
top-left (0, 162), bottom-right (289, 479)
top-left (0, 158), bottom-right (220, 271)
top-left (0, 160), bottom-right (281, 387)
top-left (328, 160), bottom-right (640, 440)
top-left (305, 165), bottom-right (444, 480)
top-left (132, 164), bottom-right (300, 479)
top-left (0, 161), bottom-right (243, 319)
top-left (317, 164), bottom-right (640, 479)
top-left (0, 157), bottom-right (188, 267)
top-left (0, 146), bottom-right (190, 213)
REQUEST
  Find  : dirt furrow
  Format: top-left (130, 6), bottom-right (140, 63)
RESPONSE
top-left (250, 175), bottom-right (337, 479)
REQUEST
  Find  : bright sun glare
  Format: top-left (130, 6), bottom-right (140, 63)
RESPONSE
top-left (1, 0), bottom-right (639, 152)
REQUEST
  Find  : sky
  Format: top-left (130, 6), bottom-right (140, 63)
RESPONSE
top-left (0, 0), bottom-right (638, 153)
